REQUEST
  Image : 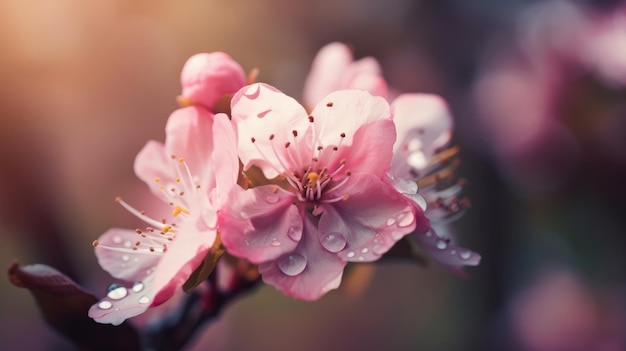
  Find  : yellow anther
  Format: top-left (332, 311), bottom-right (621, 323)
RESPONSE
top-left (162, 225), bottom-right (172, 233)
top-left (172, 205), bottom-right (190, 217)
top-left (154, 177), bottom-right (161, 183)
top-left (307, 172), bottom-right (320, 187)
top-left (175, 177), bottom-right (181, 183)
top-left (178, 157), bottom-right (185, 163)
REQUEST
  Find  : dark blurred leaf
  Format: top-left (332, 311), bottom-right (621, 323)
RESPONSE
top-left (182, 236), bottom-right (226, 293)
top-left (7, 261), bottom-right (140, 351)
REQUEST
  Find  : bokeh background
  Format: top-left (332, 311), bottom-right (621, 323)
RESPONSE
top-left (1, 0), bottom-right (625, 350)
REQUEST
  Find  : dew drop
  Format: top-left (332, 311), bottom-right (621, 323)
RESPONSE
top-left (450, 250), bottom-right (457, 256)
top-left (138, 296), bottom-right (150, 304)
top-left (436, 240), bottom-right (447, 250)
top-left (320, 232), bottom-right (347, 253)
top-left (124, 241), bottom-right (132, 248)
top-left (146, 269), bottom-right (153, 275)
top-left (265, 194), bottom-right (280, 204)
top-left (133, 257), bottom-right (140, 263)
top-left (270, 239), bottom-right (281, 247)
top-left (373, 245), bottom-right (386, 255)
top-left (132, 281), bottom-right (144, 293)
top-left (98, 301), bottom-right (113, 310)
top-left (346, 251), bottom-right (356, 258)
top-left (397, 211), bottom-right (415, 228)
top-left (122, 255), bottom-right (130, 262)
top-left (112, 236), bottom-right (123, 244)
top-left (361, 248), bottom-right (369, 254)
top-left (107, 285), bottom-right (128, 300)
top-left (358, 256), bottom-right (365, 261)
top-left (287, 226), bottom-right (303, 241)
top-left (277, 253), bottom-right (307, 276)
top-left (460, 250), bottom-right (472, 260)
top-left (386, 217), bottom-right (396, 226)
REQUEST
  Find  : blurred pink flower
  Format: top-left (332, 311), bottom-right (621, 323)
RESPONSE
top-left (218, 83), bottom-right (426, 300)
top-left (89, 109), bottom-right (238, 325)
top-left (303, 42), bottom-right (480, 272)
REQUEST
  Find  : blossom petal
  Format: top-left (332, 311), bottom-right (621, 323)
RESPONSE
top-left (303, 42), bottom-right (354, 107)
top-left (319, 173), bottom-right (428, 262)
top-left (180, 52), bottom-right (246, 110)
top-left (412, 227), bottom-right (481, 275)
top-left (219, 185), bottom-right (302, 263)
top-left (88, 275), bottom-right (156, 326)
top-left (391, 93), bottom-right (453, 178)
top-left (333, 118), bottom-right (397, 177)
top-left (94, 228), bottom-right (162, 282)
top-left (134, 106), bottom-right (215, 197)
top-left (231, 83), bottom-right (309, 178)
top-left (151, 216), bottom-right (217, 305)
top-left (211, 113), bottom-right (239, 209)
top-left (310, 89), bottom-right (391, 149)
top-left (259, 216), bottom-right (346, 300)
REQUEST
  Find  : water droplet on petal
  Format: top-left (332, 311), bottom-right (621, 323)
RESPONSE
top-left (386, 217), bottom-right (396, 226)
top-left (346, 251), bottom-right (356, 258)
top-left (240, 211), bottom-right (249, 219)
top-left (98, 301), bottom-right (113, 310)
top-left (265, 194), bottom-right (280, 204)
top-left (460, 250), bottom-right (472, 260)
top-left (358, 256), bottom-right (365, 261)
top-left (436, 241), bottom-right (447, 250)
top-left (361, 248), bottom-right (369, 254)
top-left (287, 226), bottom-right (303, 241)
top-left (132, 281), bottom-right (144, 293)
top-left (397, 211), bottom-right (415, 228)
top-left (270, 239), bottom-right (281, 247)
top-left (107, 285), bottom-right (128, 300)
top-left (122, 255), bottom-right (130, 262)
top-left (133, 257), bottom-right (140, 263)
top-left (138, 296), bottom-right (150, 304)
top-left (124, 241), bottom-right (132, 248)
top-left (320, 232), bottom-right (347, 253)
top-left (277, 253), bottom-right (307, 276)
top-left (372, 245), bottom-right (386, 255)
top-left (112, 236), bottom-right (122, 244)
top-left (450, 250), bottom-right (457, 256)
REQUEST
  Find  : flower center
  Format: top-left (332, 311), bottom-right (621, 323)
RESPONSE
top-left (249, 118), bottom-right (353, 205)
top-left (92, 155), bottom-right (203, 255)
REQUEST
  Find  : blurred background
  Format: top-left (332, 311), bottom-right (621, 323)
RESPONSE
top-left (1, 0), bottom-right (625, 350)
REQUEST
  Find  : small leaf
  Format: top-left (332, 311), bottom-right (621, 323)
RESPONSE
top-left (182, 236), bottom-right (226, 292)
top-left (7, 261), bottom-right (140, 351)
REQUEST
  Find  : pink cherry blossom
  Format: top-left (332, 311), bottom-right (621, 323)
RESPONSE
top-left (88, 108), bottom-right (238, 325)
top-left (179, 52), bottom-right (247, 110)
top-left (218, 83), bottom-right (426, 300)
top-left (303, 42), bottom-right (480, 272)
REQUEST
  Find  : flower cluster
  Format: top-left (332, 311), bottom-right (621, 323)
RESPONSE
top-left (89, 43), bottom-right (480, 325)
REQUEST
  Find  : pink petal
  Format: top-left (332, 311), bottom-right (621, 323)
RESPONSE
top-left (334, 118), bottom-right (397, 177)
top-left (163, 106), bottom-right (215, 190)
top-left (94, 228), bottom-right (162, 282)
top-left (310, 89), bottom-right (391, 149)
top-left (180, 52), bottom-right (247, 110)
top-left (319, 173), bottom-right (428, 262)
top-left (412, 227), bottom-right (481, 274)
top-left (231, 83), bottom-right (309, 178)
top-left (219, 185), bottom-right (302, 263)
top-left (259, 215), bottom-right (346, 300)
top-left (133, 141), bottom-right (174, 201)
top-left (211, 113), bottom-right (239, 209)
top-left (88, 276), bottom-right (155, 326)
top-left (391, 94), bottom-right (453, 177)
top-left (303, 42), bottom-right (354, 108)
top-left (152, 215), bottom-right (217, 305)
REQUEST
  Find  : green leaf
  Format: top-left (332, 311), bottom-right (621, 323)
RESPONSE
top-left (7, 261), bottom-right (140, 351)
